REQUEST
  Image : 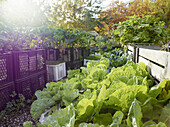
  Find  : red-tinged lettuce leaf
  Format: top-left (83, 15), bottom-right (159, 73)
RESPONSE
top-left (93, 113), bottom-right (113, 126)
top-left (159, 101), bottom-right (170, 127)
top-left (110, 111), bottom-right (124, 127)
top-left (126, 99), bottom-right (143, 127)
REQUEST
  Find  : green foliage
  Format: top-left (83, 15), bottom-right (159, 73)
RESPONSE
top-left (112, 15), bottom-right (169, 46)
top-left (126, 99), bottom-right (143, 127)
top-left (110, 111), bottom-right (124, 127)
top-left (0, 91), bottom-right (33, 120)
top-left (43, 104), bottom-right (76, 127)
top-left (93, 113), bottom-right (113, 126)
top-left (159, 101), bottom-right (170, 127)
top-left (23, 121), bottom-right (33, 127)
top-left (25, 59), bottom-right (169, 127)
top-left (103, 48), bottom-right (132, 69)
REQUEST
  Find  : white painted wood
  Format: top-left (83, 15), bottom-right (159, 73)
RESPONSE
top-left (138, 56), bottom-right (165, 81)
top-left (84, 59), bottom-right (99, 65)
top-left (164, 53), bottom-right (170, 80)
top-left (127, 46), bottom-right (134, 52)
top-left (139, 48), bottom-right (167, 66)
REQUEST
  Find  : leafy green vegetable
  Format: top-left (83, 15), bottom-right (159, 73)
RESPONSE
top-left (31, 98), bottom-right (56, 119)
top-left (67, 69), bottom-right (80, 79)
top-left (107, 87), bottom-right (135, 113)
top-left (93, 113), bottom-right (112, 126)
top-left (79, 123), bottom-right (104, 127)
top-left (110, 111), bottom-right (124, 127)
top-left (43, 104), bottom-right (76, 127)
top-left (126, 99), bottom-right (143, 127)
top-left (23, 121), bottom-right (33, 127)
top-left (76, 90), bottom-right (97, 123)
top-left (159, 101), bottom-right (170, 127)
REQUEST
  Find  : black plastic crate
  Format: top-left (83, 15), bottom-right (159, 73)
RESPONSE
top-left (0, 53), bottom-right (13, 85)
top-left (0, 82), bottom-right (15, 110)
top-left (13, 49), bottom-right (46, 79)
top-left (63, 48), bottom-right (74, 62)
top-left (15, 70), bottom-right (47, 99)
top-left (46, 48), bottom-right (60, 61)
top-left (66, 59), bottom-right (83, 72)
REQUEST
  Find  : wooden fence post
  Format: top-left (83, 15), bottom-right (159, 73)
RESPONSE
top-left (133, 46), bottom-right (136, 63)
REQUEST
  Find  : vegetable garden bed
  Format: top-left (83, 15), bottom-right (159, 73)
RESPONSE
top-left (127, 45), bottom-right (170, 81)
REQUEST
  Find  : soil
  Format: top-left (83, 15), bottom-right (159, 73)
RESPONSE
top-left (0, 107), bottom-right (39, 127)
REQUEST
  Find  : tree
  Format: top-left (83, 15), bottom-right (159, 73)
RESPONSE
top-left (95, 1), bottom-right (128, 36)
top-left (95, 0), bottom-right (169, 36)
top-left (49, 0), bottom-right (102, 31)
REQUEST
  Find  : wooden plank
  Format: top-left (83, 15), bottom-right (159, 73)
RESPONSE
top-left (139, 48), bottom-right (167, 66)
top-left (127, 46), bottom-right (134, 52)
top-left (138, 56), bottom-right (165, 81)
top-left (164, 53), bottom-right (170, 80)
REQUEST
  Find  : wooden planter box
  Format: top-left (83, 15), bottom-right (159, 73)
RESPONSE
top-left (127, 45), bottom-right (170, 81)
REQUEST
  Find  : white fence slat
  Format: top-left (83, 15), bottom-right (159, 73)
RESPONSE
top-left (139, 48), bottom-right (167, 66)
top-left (164, 53), bottom-right (170, 80)
top-left (127, 46), bottom-right (134, 52)
top-left (138, 56), bottom-right (165, 81)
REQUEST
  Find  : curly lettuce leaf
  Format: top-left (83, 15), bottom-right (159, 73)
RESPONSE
top-left (106, 81), bottom-right (127, 98)
top-left (107, 87), bottom-right (135, 113)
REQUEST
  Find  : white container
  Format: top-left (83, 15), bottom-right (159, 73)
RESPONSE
top-left (47, 62), bottom-right (66, 82)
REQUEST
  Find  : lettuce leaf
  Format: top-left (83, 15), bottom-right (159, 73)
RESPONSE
top-left (23, 121), bottom-right (33, 127)
top-left (107, 87), bottom-right (135, 113)
top-left (126, 99), bottom-right (143, 127)
top-left (110, 111), bottom-right (124, 127)
top-left (159, 101), bottom-right (170, 127)
top-left (76, 90), bottom-right (97, 123)
top-left (43, 104), bottom-right (75, 127)
top-left (149, 79), bottom-right (170, 100)
top-left (79, 123), bottom-right (104, 127)
top-left (31, 98), bottom-right (56, 119)
top-left (93, 113), bottom-right (113, 126)
top-left (106, 81), bottom-right (127, 98)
